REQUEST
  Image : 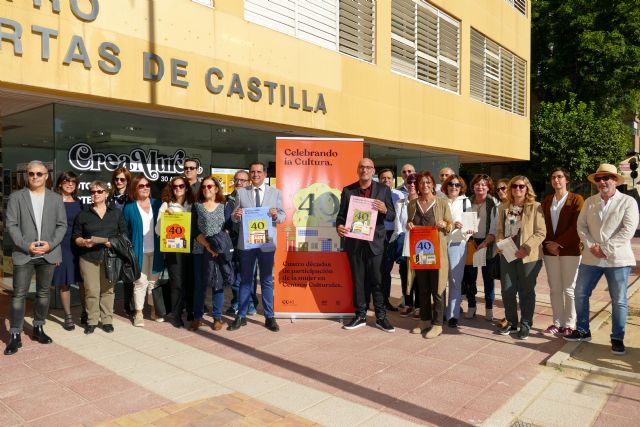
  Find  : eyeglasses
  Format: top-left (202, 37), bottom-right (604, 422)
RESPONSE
top-left (90, 189), bottom-right (105, 195)
top-left (28, 171), bottom-right (45, 177)
top-left (419, 180), bottom-right (433, 186)
top-left (203, 184), bottom-right (217, 190)
top-left (114, 177), bottom-right (127, 182)
top-left (447, 182), bottom-right (461, 188)
top-left (234, 178), bottom-right (248, 183)
top-left (358, 166), bottom-right (374, 170)
top-left (511, 184), bottom-right (527, 190)
top-left (62, 179), bottom-right (77, 185)
top-left (594, 175), bottom-right (614, 183)
top-left (137, 183), bottom-right (151, 189)
top-left (406, 181), bottom-right (416, 186)
top-left (402, 170), bottom-right (414, 174)
top-left (184, 166), bottom-right (197, 171)
top-left (497, 186), bottom-right (507, 192)
top-left (172, 184), bottom-right (186, 190)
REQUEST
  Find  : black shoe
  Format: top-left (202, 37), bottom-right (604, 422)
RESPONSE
top-left (265, 317), bottom-right (280, 332)
top-left (63, 314), bottom-right (76, 331)
top-left (385, 302), bottom-right (398, 312)
top-left (4, 333), bottom-right (22, 355)
top-left (227, 316), bottom-right (247, 331)
top-left (563, 329), bottom-right (592, 342)
top-left (375, 317), bottom-right (395, 333)
top-left (186, 312), bottom-right (195, 322)
top-left (80, 311), bottom-right (88, 325)
top-left (343, 316), bottom-right (366, 330)
top-left (172, 318), bottom-right (184, 328)
top-left (84, 325), bottom-right (96, 335)
top-left (225, 306), bottom-right (238, 316)
top-left (33, 325), bottom-right (53, 344)
top-left (102, 324), bottom-right (114, 333)
top-left (448, 318), bottom-right (458, 328)
top-left (497, 323), bottom-right (518, 335)
top-left (517, 325), bottom-right (530, 340)
top-left (611, 339), bottom-right (626, 355)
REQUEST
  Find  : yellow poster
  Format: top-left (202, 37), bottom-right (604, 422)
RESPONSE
top-left (159, 212), bottom-right (191, 253)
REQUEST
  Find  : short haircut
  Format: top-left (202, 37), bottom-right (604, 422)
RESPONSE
top-left (249, 161), bottom-right (266, 172)
top-left (54, 171), bottom-right (79, 199)
top-left (184, 158), bottom-right (200, 167)
top-left (234, 170), bottom-right (249, 179)
top-left (89, 180), bottom-right (109, 192)
top-left (548, 167), bottom-right (571, 182)
top-left (128, 174), bottom-right (149, 201)
top-left (26, 160), bottom-right (46, 171)
top-left (161, 175), bottom-right (195, 205)
top-left (441, 174), bottom-right (467, 196)
top-left (197, 176), bottom-right (226, 204)
top-left (470, 174), bottom-right (495, 193)
top-left (378, 168), bottom-right (394, 178)
top-left (416, 170), bottom-right (437, 196)
top-left (507, 175), bottom-right (537, 205)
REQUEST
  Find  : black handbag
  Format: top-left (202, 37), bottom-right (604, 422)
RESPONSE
top-left (151, 270), bottom-right (172, 317)
top-left (487, 255), bottom-right (501, 280)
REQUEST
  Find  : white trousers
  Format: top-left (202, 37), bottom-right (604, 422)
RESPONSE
top-left (543, 255), bottom-right (580, 329)
top-left (133, 252), bottom-right (158, 311)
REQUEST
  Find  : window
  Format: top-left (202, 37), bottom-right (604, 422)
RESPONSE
top-left (245, 0), bottom-right (376, 62)
top-left (505, 0), bottom-right (527, 16)
top-left (391, 0), bottom-right (460, 93)
top-left (470, 29), bottom-right (527, 116)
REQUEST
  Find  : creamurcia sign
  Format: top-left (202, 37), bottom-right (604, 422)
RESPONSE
top-left (0, 0), bottom-right (328, 114)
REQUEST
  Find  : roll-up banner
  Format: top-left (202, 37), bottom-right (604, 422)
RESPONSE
top-left (274, 137), bottom-right (363, 318)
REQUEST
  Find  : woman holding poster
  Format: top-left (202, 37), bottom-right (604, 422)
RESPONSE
top-left (155, 176), bottom-right (195, 328)
top-left (407, 171), bottom-right (452, 339)
top-left (190, 176), bottom-right (227, 332)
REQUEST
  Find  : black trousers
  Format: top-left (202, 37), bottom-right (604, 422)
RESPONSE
top-left (347, 243), bottom-right (385, 319)
top-left (380, 230), bottom-right (395, 303)
top-left (165, 252), bottom-right (192, 317)
top-left (415, 269), bottom-right (443, 325)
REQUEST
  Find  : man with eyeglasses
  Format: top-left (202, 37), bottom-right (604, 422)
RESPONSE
top-left (564, 164), bottom-right (639, 356)
top-left (224, 170), bottom-right (259, 316)
top-left (436, 167), bottom-right (455, 197)
top-left (229, 162), bottom-right (286, 332)
top-left (183, 158), bottom-right (201, 194)
top-left (396, 164), bottom-right (416, 195)
top-left (4, 160), bottom-right (67, 355)
top-left (337, 158), bottom-right (396, 332)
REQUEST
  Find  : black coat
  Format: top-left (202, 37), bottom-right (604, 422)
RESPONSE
top-left (106, 234), bottom-right (140, 284)
top-left (204, 231), bottom-right (235, 290)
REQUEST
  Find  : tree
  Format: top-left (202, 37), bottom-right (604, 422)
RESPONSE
top-left (531, 96), bottom-right (632, 183)
top-left (532, 0), bottom-right (640, 115)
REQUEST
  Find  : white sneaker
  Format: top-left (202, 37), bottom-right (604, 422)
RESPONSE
top-left (485, 309), bottom-right (493, 321)
top-left (133, 313), bottom-right (144, 327)
top-left (465, 307), bottom-right (476, 319)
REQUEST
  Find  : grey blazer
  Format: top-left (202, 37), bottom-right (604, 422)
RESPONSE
top-left (232, 185), bottom-right (286, 252)
top-left (5, 188), bottom-right (68, 265)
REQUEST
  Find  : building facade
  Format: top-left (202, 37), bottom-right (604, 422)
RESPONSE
top-left (0, 0), bottom-right (530, 280)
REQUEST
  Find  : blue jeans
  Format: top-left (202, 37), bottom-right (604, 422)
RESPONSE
top-left (446, 241), bottom-right (467, 320)
top-left (230, 260), bottom-right (258, 311)
top-left (193, 254), bottom-right (224, 320)
top-left (238, 249), bottom-right (274, 318)
top-left (575, 264), bottom-right (630, 341)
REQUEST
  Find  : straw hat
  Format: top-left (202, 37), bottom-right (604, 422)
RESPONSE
top-left (587, 163), bottom-right (625, 185)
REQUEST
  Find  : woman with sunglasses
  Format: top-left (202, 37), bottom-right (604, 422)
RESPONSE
top-left (52, 171), bottom-right (84, 330)
top-left (495, 179), bottom-right (510, 205)
top-left (541, 168), bottom-right (583, 337)
top-left (190, 176), bottom-right (227, 331)
top-left (495, 176), bottom-right (546, 340)
top-left (123, 175), bottom-right (164, 327)
top-left (391, 173), bottom-right (420, 318)
top-left (155, 176), bottom-right (195, 328)
top-left (441, 174), bottom-right (472, 328)
top-left (464, 174), bottom-right (499, 321)
top-left (108, 167), bottom-right (131, 210)
top-left (73, 181), bottom-right (127, 334)
top-left (406, 171), bottom-right (452, 339)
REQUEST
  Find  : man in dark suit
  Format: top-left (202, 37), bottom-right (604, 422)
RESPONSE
top-left (229, 162), bottom-right (286, 332)
top-left (4, 160), bottom-right (67, 355)
top-left (336, 158), bottom-right (396, 332)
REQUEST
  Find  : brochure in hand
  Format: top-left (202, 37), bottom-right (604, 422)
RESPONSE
top-left (242, 207), bottom-right (276, 250)
top-left (344, 195), bottom-right (378, 241)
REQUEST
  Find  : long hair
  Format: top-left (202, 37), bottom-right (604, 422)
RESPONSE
top-left (129, 174), bottom-right (149, 201)
top-left (197, 176), bottom-right (226, 203)
top-left (161, 176), bottom-right (195, 205)
top-left (54, 171), bottom-right (79, 199)
top-left (416, 170), bottom-right (436, 196)
top-left (441, 174), bottom-right (467, 197)
top-left (111, 166), bottom-right (131, 195)
top-left (507, 175), bottom-right (537, 205)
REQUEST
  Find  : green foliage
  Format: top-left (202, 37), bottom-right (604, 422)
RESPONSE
top-left (532, 0), bottom-right (640, 114)
top-left (531, 96), bottom-right (632, 183)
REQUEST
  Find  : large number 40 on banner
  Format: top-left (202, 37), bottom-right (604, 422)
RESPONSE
top-left (409, 226), bottom-right (440, 270)
top-left (159, 212), bottom-right (191, 253)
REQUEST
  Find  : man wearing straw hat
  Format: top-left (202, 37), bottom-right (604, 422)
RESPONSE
top-left (564, 164), bottom-right (639, 356)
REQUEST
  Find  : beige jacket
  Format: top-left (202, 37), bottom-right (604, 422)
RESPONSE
top-left (496, 202), bottom-right (546, 264)
top-left (577, 192), bottom-right (639, 267)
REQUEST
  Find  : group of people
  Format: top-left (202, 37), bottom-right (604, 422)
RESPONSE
top-left (336, 160), bottom-right (637, 356)
top-left (4, 159), bottom-right (285, 355)
top-left (4, 158), bottom-right (637, 358)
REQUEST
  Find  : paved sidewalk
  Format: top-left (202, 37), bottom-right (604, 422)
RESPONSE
top-left (1, 239), bottom-right (640, 426)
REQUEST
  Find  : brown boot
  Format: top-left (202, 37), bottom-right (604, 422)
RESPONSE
top-left (212, 318), bottom-right (224, 331)
top-left (188, 319), bottom-right (201, 331)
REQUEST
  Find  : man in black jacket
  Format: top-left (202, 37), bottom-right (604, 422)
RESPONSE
top-left (336, 158), bottom-right (396, 332)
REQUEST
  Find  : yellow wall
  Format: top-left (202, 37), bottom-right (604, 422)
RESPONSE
top-left (0, 0), bottom-right (530, 161)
